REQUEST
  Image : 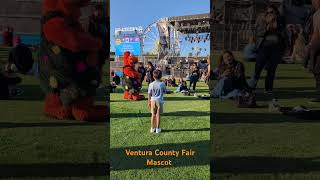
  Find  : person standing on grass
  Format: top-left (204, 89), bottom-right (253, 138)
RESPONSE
top-left (138, 62), bottom-right (146, 84)
top-left (248, 4), bottom-right (285, 95)
top-left (306, 0), bottom-right (320, 102)
top-left (146, 61), bottom-right (155, 85)
top-left (148, 70), bottom-right (166, 134)
top-left (189, 62), bottom-right (200, 91)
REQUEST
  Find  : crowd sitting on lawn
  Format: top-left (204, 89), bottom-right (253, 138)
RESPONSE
top-left (114, 59), bottom-right (208, 93)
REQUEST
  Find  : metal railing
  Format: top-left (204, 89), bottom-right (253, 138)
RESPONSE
top-left (212, 24), bottom-right (255, 51)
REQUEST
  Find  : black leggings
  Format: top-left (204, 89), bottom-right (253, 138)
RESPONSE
top-left (189, 79), bottom-right (198, 91)
top-left (252, 44), bottom-right (281, 91)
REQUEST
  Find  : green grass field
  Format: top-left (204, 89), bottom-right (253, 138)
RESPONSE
top-left (0, 75), bottom-right (108, 180)
top-left (110, 82), bottom-right (210, 179)
top-left (212, 60), bottom-right (320, 180)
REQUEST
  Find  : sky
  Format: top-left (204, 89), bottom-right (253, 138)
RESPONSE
top-left (110, 0), bottom-right (210, 56)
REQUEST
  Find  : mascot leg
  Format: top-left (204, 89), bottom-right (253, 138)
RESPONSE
top-left (44, 93), bottom-right (73, 119)
top-left (71, 97), bottom-right (107, 121)
top-left (132, 93), bottom-right (145, 100)
top-left (123, 90), bottom-right (133, 100)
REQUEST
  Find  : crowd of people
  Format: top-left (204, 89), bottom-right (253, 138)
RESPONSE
top-left (111, 58), bottom-right (210, 95)
top-left (204, 0), bottom-right (320, 109)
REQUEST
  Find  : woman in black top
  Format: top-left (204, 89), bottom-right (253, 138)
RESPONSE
top-left (189, 63), bottom-right (200, 91)
top-left (146, 61), bottom-right (155, 85)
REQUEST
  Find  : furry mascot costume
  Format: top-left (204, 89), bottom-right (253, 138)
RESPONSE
top-left (123, 51), bottom-right (145, 100)
top-left (40, 0), bottom-right (107, 121)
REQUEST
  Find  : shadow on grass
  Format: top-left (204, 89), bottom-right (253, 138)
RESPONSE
top-left (111, 111), bottom-right (210, 118)
top-left (111, 95), bottom-right (208, 102)
top-left (162, 128), bottom-right (210, 133)
top-left (165, 96), bottom-right (209, 101)
top-left (111, 140), bottom-right (210, 171)
top-left (257, 92), bottom-right (318, 101)
top-left (273, 76), bottom-right (314, 80)
top-left (8, 85), bottom-right (107, 102)
top-left (0, 163), bottom-right (109, 178)
top-left (0, 122), bottom-right (106, 129)
top-left (12, 85), bottom-right (44, 101)
top-left (212, 112), bottom-right (320, 124)
top-left (211, 156), bottom-right (320, 174)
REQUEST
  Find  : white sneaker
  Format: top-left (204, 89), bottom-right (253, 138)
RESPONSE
top-left (155, 128), bottom-right (161, 134)
top-left (150, 128), bottom-right (155, 133)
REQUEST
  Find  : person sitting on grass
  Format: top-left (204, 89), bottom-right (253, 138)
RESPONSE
top-left (0, 36), bottom-right (34, 99)
top-left (175, 78), bottom-right (189, 94)
top-left (148, 70), bottom-right (167, 134)
top-left (111, 71), bottom-right (121, 85)
top-left (110, 71), bottom-right (120, 93)
top-left (211, 50), bottom-right (249, 99)
top-left (167, 75), bottom-right (177, 87)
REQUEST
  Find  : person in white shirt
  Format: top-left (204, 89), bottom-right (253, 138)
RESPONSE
top-left (148, 70), bottom-right (167, 134)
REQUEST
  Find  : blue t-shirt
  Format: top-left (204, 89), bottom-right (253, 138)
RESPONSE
top-left (148, 80), bottom-right (167, 103)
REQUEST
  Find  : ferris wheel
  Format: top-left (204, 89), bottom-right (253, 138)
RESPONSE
top-left (141, 19), bottom-right (182, 61)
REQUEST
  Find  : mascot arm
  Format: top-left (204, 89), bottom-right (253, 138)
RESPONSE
top-left (43, 18), bottom-right (102, 52)
top-left (124, 67), bottom-right (141, 80)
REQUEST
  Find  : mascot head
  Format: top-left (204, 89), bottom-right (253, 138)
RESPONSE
top-left (43, 0), bottom-right (91, 19)
top-left (123, 51), bottom-right (138, 67)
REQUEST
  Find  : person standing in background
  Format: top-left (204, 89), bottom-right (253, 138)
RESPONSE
top-left (307, 0), bottom-right (320, 102)
top-left (88, 4), bottom-right (107, 84)
top-left (137, 62), bottom-right (146, 84)
top-left (189, 62), bottom-right (200, 91)
top-left (248, 5), bottom-right (286, 95)
top-left (7, 27), bottom-right (14, 47)
top-left (146, 61), bottom-right (155, 85)
top-left (2, 26), bottom-right (8, 47)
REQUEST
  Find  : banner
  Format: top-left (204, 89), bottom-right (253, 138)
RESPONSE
top-left (115, 33), bottom-right (141, 56)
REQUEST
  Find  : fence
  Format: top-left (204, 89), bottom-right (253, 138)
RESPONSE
top-left (212, 24), bottom-right (255, 51)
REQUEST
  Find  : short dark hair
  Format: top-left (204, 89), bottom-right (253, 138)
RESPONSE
top-left (153, 70), bottom-right (162, 80)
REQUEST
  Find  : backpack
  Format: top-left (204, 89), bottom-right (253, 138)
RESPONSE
top-left (235, 90), bottom-right (257, 108)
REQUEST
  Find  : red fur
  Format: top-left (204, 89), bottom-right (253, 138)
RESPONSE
top-left (123, 52), bottom-right (141, 79)
top-left (122, 51), bottom-right (145, 100)
top-left (44, 93), bottom-right (73, 119)
top-left (72, 98), bottom-right (107, 121)
top-left (42, 0), bottom-right (106, 121)
top-left (42, 0), bottom-right (102, 53)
